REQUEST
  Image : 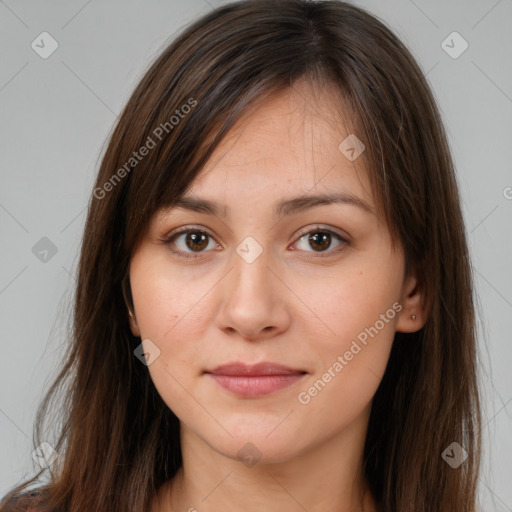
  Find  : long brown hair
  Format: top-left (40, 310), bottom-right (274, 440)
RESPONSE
top-left (1, 1), bottom-right (482, 510)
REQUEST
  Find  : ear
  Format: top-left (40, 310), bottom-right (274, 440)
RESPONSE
top-left (128, 309), bottom-right (141, 337)
top-left (395, 273), bottom-right (429, 333)
top-left (122, 274), bottom-right (140, 337)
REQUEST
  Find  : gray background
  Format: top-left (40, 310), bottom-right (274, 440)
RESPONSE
top-left (0, 0), bottom-right (511, 510)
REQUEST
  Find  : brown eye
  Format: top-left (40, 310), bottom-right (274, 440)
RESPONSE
top-left (163, 228), bottom-right (218, 258)
top-left (183, 231), bottom-right (209, 252)
top-left (308, 232), bottom-right (333, 252)
top-left (293, 227), bottom-right (348, 257)
top-left (162, 225), bottom-right (348, 260)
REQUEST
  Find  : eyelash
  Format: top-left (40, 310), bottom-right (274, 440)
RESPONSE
top-left (160, 225), bottom-right (349, 260)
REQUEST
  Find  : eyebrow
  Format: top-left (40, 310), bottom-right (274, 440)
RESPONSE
top-left (170, 192), bottom-right (374, 220)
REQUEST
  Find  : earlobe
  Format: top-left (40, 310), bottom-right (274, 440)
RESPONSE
top-left (395, 274), bottom-right (429, 333)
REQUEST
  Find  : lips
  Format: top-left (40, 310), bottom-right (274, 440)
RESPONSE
top-left (205, 362), bottom-right (307, 397)
top-left (206, 361), bottom-right (306, 376)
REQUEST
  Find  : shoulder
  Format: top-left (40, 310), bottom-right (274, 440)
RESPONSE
top-left (1, 489), bottom-right (45, 512)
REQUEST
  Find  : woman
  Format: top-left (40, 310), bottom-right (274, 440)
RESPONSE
top-left (1, 0), bottom-right (482, 511)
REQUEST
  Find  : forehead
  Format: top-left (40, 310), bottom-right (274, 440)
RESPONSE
top-left (187, 81), bottom-right (374, 213)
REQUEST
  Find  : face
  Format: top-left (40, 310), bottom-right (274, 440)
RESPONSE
top-left (128, 81), bottom-right (424, 464)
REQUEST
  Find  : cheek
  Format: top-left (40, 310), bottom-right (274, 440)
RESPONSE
top-left (130, 249), bottom-right (211, 341)
top-left (129, 252), bottom-right (209, 398)
top-left (293, 271), bottom-right (399, 432)
top-left (129, 258), bottom-right (210, 415)
top-left (295, 253), bottom-right (402, 376)
top-left (132, 277), bottom-right (210, 375)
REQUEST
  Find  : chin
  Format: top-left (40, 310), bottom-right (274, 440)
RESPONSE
top-left (205, 429), bottom-right (305, 467)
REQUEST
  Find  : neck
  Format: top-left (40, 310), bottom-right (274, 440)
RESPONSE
top-left (151, 404), bottom-right (378, 512)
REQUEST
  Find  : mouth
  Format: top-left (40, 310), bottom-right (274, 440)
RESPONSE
top-left (204, 361), bottom-right (307, 397)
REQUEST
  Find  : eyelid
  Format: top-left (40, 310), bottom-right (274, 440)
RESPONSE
top-left (294, 224), bottom-right (350, 242)
top-left (165, 224), bottom-right (216, 239)
top-left (163, 224), bottom-right (350, 242)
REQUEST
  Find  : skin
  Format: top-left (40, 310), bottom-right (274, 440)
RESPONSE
top-left (128, 80), bottom-right (428, 512)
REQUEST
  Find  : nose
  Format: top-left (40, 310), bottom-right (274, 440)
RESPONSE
top-left (214, 243), bottom-right (291, 342)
